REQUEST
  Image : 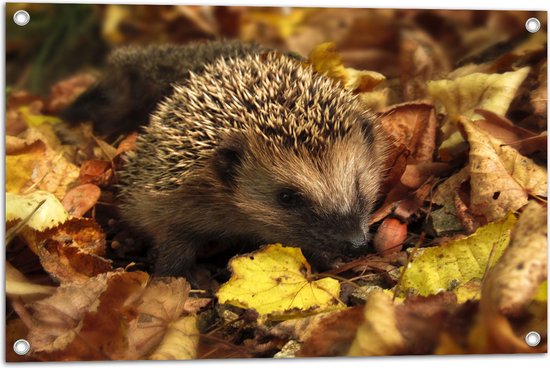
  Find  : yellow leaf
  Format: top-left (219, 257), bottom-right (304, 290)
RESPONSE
top-left (428, 67), bottom-right (529, 160)
top-left (309, 42), bottom-right (386, 91)
top-left (216, 244), bottom-right (344, 321)
top-left (6, 127), bottom-right (79, 198)
top-left (6, 191), bottom-right (68, 232)
top-left (242, 8), bottom-right (310, 40)
top-left (18, 106), bottom-right (62, 127)
top-left (429, 67), bottom-right (529, 125)
top-left (149, 316), bottom-right (199, 360)
top-left (102, 5), bottom-right (132, 44)
top-left (533, 281), bottom-right (547, 303)
top-left (5, 140), bottom-right (45, 193)
top-left (400, 213), bottom-right (517, 297)
top-left (308, 42), bottom-right (388, 111)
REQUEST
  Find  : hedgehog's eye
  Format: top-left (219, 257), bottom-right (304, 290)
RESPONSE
top-left (277, 189), bottom-right (304, 208)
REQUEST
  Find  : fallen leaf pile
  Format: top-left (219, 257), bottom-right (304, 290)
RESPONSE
top-left (5, 5), bottom-right (547, 361)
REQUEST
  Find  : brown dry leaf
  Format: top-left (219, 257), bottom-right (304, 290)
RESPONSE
top-left (394, 293), bottom-right (460, 354)
top-left (460, 117), bottom-right (547, 221)
top-left (379, 102), bottom-right (437, 163)
top-left (482, 201), bottom-right (547, 316)
top-left (6, 135), bottom-right (40, 155)
top-left (531, 61), bottom-right (547, 121)
top-left (21, 218), bottom-right (111, 283)
top-left (474, 109), bottom-right (547, 155)
top-left (301, 293), bottom-right (461, 356)
top-left (431, 167), bottom-right (470, 234)
top-left (27, 271), bottom-right (148, 360)
top-left (92, 136), bottom-right (118, 162)
top-left (377, 142), bottom-right (410, 198)
top-left (26, 272), bottom-right (118, 357)
top-left (400, 29), bottom-right (451, 101)
top-left (24, 271), bottom-right (194, 360)
top-left (296, 307), bottom-right (364, 357)
top-left (183, 298), bottom-right (211, 314)
top-left (284, 9), bottom-right (366, 57)
top-left (78, 160), bottom-right (113, 186)
top-left (370, 163), bottom-right (449, 225)
top-left (432, 167), bottom-right (471, 207)
top-left (6, 92), bottom-right (45, 135)
top-left (45, 73), bottom-right (98, 114)
top-left (62, 184), bottom-right (101, 217)
top-left (347, 290), bottom-right (403, 356)
top-left (399, 162), bottom-right (451, 189)
top-left (6, 318), bottom-right (35, 362)
top-left (393, 180), bottom-right (436, 221)
top-left (115, 131), bottom-right (138, 156)
top-left (148, 316), bottom-right (199, 360)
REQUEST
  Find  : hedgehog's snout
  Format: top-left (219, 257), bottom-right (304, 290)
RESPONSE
top-left (343, 229), bottom-right (369, 256)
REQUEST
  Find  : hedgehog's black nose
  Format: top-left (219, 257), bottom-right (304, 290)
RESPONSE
top-left (345, 231), bottom-right (368, 256)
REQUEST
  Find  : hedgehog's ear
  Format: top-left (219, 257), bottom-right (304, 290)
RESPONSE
top-left (212, 135), bottom-right (246, 187)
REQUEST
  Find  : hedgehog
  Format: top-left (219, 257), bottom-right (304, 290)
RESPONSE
top-left (61, 41), bottom-right (266, 138)
top-left (111, 46), bottom-right (388, 276)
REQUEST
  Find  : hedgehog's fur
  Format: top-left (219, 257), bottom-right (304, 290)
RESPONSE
top-left (118, 50), bottom-right (388, 276)
top-left (61, 41), bottom-right (265, 138)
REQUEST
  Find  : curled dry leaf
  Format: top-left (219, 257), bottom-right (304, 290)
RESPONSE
top-left (125, 277), bottom-right (192, 359)
top-left (62, 183), bottom-right (101, 217)
top-left (216, 244), bottom-right (344, 321)
top-left (431, 167), bottom-right (470, 234)
top-left (148, 316), bottom-right (199, 360)
top-left (460, 117), bottom-right (546, 222)
top-left (474, 109), bottom-right (547, 155)
top-left (6, 263), bottom-right (55, 303)
top-left (347, 290), bottom-right (403, 356)
top-left (482, 201), bottom-right (547, 316)
top-left (78, 160), bottom-right (113, 186)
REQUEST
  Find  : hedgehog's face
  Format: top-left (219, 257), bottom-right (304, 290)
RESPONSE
top-left (212, 123), bottom-right (385, 268)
